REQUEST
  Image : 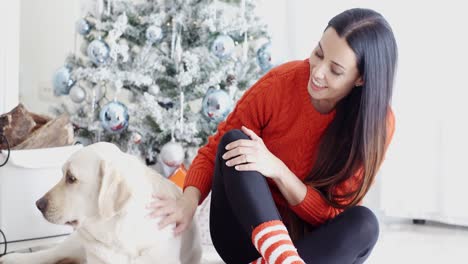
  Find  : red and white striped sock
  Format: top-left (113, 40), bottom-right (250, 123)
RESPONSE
top-left (250, 220), bottom-right (305, 264)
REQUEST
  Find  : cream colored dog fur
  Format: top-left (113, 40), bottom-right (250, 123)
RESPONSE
top-left (0, 142), bottom-right (201, 264)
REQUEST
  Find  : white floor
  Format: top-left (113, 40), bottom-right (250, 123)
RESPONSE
top-left (5, 218), bottom-right (468, 264)
top-left (367, 218), bottom-right (468, 264)
top-left (202, 218), bottom-right (468, 264)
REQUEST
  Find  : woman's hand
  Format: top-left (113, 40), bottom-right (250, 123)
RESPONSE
top-left (222, 126), bottom-right (288, 180)
top-left (146, 187), bottom-right (200, 236)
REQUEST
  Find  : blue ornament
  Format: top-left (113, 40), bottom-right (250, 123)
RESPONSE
top-left (53, 67), bottom-right (75, 96)
top-left (146, 25), bottom-right (163, 43)
top-left (211, 35), bottom-right (235, 59)
top-left (201, 88), bottom-right (233, 123)
top-left (76, 18), bottom-right (91, 35)
top-left (257, 42), bottom-right (274, 72)
top-left (87, 39), bottom-right (110, 65)
top-left (99, 101), bottom-right (129, 134)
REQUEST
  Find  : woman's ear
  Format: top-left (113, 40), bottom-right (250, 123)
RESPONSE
top-left (355, 77), bottom-right (364, 87)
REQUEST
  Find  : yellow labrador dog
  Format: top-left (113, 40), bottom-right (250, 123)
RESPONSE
top-left (0, 142), bottom-right (201, 264)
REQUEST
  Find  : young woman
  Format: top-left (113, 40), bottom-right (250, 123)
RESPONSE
top-left (148, 8), bottom-right (398, 264)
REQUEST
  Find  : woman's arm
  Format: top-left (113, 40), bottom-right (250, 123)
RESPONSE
top-left (282, 109), bottom-right (396, 226)
top-left (182, 186), bottom-right (202, 206)
top-left (273, 166), bottom-right (308, 206)
top-left (184, 72), bottom-right (278, 204)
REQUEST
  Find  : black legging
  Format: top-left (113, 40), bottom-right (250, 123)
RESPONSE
top-left (210, 129), bottom-right (379, 264)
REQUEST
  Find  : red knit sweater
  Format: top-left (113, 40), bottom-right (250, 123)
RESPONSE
top-left (184, 59), bottom-right (395, 226)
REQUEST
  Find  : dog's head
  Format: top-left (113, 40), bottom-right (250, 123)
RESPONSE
top-left (36, 142), bottom-right (132, 228)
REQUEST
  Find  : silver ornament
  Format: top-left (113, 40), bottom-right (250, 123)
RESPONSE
top-left (201, 88), bottom-right (233, 123)
top-left (257, 42), bottom-right (274, 72)
top-left (160, 141), bottom-right (185, 168)
top-left (87, 39), bottom-right (110, 65)
top-left (146, 25), bottom-right (163, 43)
top-left (53, 67), bottom-right (75, 96)
top-left (148, 84), bottom-right (160, 95)
top-left (211, 35), bottom-right (235, 59)
top-left (99, 101), bottom-right (129, 134)
top-left (69, 85), bottom-right (87, 103)
top-left (76, 18), bottom-right (91, 35)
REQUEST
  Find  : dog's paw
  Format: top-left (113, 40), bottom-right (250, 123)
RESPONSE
top-left (0, 253), bottom-right (31, 264)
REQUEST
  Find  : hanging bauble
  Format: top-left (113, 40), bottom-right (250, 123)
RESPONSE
top-left (53, 67), bottom-right (75, 96)
top-left (257, 42), bottom-right (274, 72)
top-left (160, 141), bottom-right (185, 167)
top-left (211, 34), bottom-right (235, 59)
top-left (87, 39), bottom-right (110, 65)
top-left (99, 101), bottom-right (129, 134)
top-left (146, 25), bottom-right (163, 43)
top-left (148, 84), bottom-right (160, 95)
top-left (201, 88), bottom-right (233, 123)
top-left (76, 18), bottom-right (91, 36)
top-left (69, 85), bottom-right (87, 103)
top-left (157, 141), bottom-right (185, 178)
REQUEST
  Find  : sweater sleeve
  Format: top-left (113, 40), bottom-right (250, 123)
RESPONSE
top-left (184, 72), bottom-right (277, 204)
top-left (289, 108), bottom-right (396, 225)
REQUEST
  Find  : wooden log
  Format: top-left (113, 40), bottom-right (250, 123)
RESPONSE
top-left (13, 114), bottom-right (74, 150)
top-left (0, 104), bottom-right (36, 149)
top-left (29, 111), bottom-right (52, 132)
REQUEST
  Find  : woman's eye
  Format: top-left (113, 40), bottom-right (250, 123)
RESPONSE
top-left (331, 69), bottom-right (343, 76)
top-left (314, 52), bottom-right (323, 59)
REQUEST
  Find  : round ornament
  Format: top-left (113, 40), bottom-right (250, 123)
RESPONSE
top-left (69, 85), bottom-right (87, 103)
top-left (257, 42), bottom-right (274, 72)
top-left (99, 101), bottom-right (129, 134)
top-left (53, 67), bottom-right (75, 96)
top-left (87, 39), bottom-right (110, 65)
top-left (160, 141), bottom-right (185, 168)
top-left (76, 18), bottom-right (91, 35)
top-left (146, 25), bottom-right (163, 43)
top-left (211, 35), bottom-right (235, 59)
top-left (201, 88), bottom-right (233, 123)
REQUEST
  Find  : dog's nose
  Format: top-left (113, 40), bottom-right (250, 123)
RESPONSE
top-left (36, 197), bottom-right (48, 213)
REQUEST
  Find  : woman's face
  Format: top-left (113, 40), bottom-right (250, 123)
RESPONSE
top-left (307, 28), bottom-right (363, 109)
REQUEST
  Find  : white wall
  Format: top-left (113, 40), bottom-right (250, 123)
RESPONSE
top-left (19, 0), bottom-right (81, 115)
top-left (255, 0), bottom-right (290, 61)
top-left (0, 0), bottom-right (20, 114)
top-left (378, 2), bottom-right (468, 224)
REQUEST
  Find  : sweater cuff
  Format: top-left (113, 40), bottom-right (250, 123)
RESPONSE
top-left (289, 186), bottom-right (326, 225)
top-left (183, 168), bottom-right (213, 205)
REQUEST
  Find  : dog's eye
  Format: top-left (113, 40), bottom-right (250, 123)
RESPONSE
top-left (66, 172), bottom-right (77, 184)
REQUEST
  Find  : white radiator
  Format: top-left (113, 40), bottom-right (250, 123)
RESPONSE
top-left (0, 145), bottom-right (82, 244)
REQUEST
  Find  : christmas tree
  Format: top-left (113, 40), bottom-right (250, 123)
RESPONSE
top-left (52, 0), bottom-right (274, 172)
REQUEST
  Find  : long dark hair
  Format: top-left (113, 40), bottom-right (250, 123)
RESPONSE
top-left (291, 8), bottom-right (398, 239)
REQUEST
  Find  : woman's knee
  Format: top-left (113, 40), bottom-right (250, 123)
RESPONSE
top-left (217, 129), bottom-right (250, 154)
top-left (345, 206), bottom-right (380, 245)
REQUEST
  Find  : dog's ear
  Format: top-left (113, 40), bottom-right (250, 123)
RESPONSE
top-left (98, 160), bottom-right (132, 219)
